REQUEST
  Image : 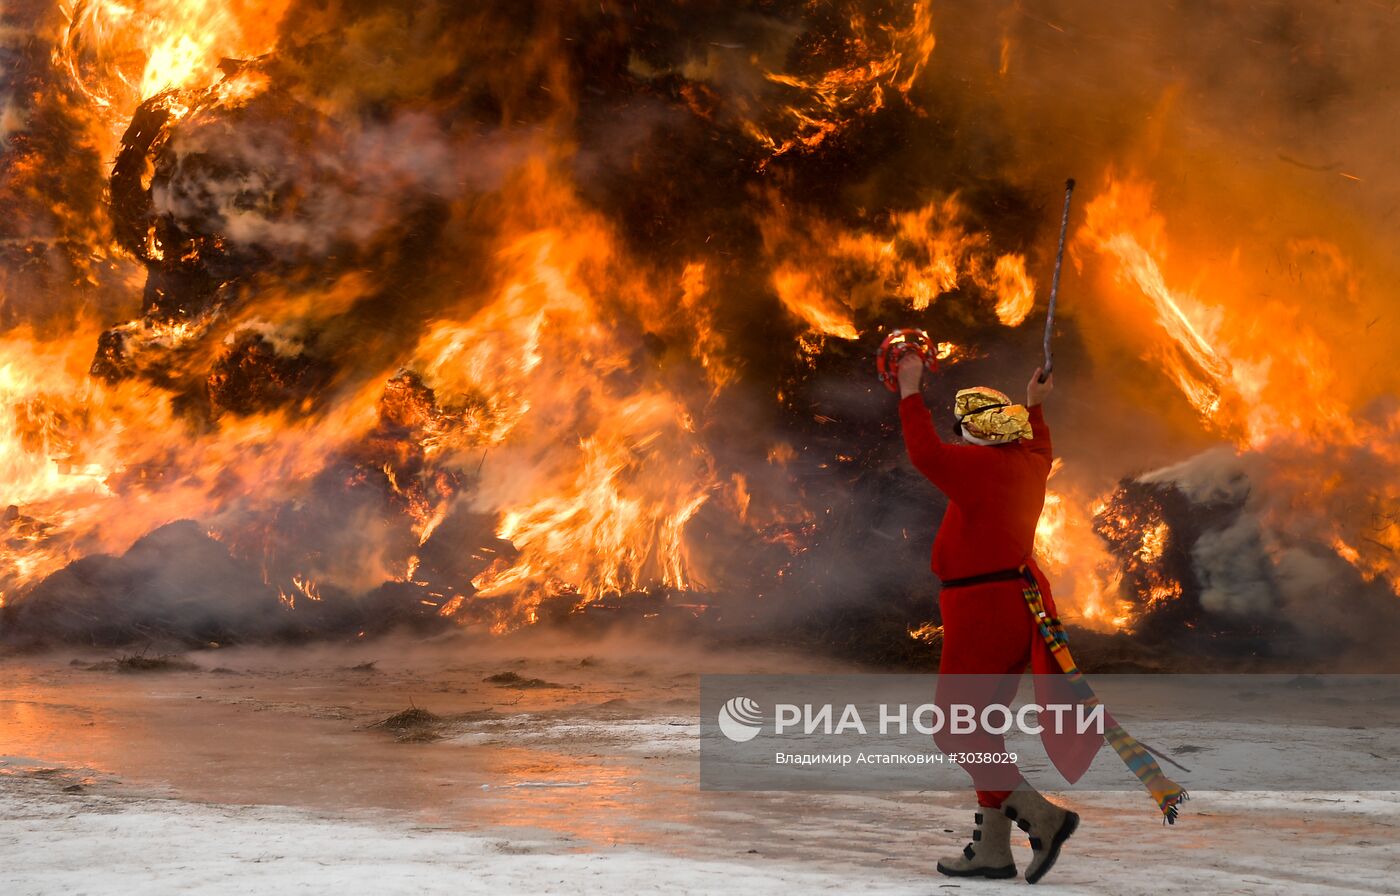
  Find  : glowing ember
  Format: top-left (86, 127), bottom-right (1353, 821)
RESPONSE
top-left (741, 1), bottom-right (935, 159)
top-left (907, 621), bottom-right (943, 645)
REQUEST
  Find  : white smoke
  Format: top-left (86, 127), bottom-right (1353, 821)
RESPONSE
top-left (1137, 435), bottom-right (1400, 654)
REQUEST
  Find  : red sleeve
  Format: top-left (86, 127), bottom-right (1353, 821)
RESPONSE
top-left (1025, 405), bottom-right (1052, 464)
top-left (898, 394), bottom-right (984, 504)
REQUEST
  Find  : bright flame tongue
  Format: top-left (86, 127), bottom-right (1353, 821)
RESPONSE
top-left (1081, 180), bottom-right (1234, 422)
top-left (406, 167), bottom-right (717, 626)
top-left (1078, 175), bottom-right (1360, 449)
top-left (59, 0), bottom-right (287, 120)
top-left (766, 193), bottom-right (1037, 353)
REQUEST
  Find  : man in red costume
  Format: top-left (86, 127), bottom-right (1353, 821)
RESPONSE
top-left (895, 352), bottom-right (1083, 885)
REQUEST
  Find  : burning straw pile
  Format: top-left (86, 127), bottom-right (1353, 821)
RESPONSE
top-left (1, 1), bottom-right (1399, 666)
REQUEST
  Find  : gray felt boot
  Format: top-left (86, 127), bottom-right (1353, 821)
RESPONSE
top-left (1000, 784), bottom-right (1080, 884)
top-left (935, 808), bottom-right (1016, 879)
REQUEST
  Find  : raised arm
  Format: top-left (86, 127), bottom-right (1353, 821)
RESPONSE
top-left (1024, 367), bottom-right (1053, 464)
top-left (896, 353), bottom-right (982, 503)
top-left (899, 395), bottom-right (985, 503)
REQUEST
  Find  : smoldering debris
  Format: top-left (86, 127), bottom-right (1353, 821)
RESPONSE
top-left (483, 671), bottom-right (563, 689)
top-left (369, 704), bottom-right (508, 742)
top-left (83, 653), bottom-right (201, 673)
top-left (0, 520), bottom-right (459, 648)
top-left (370, 707), bottom-right (447, 743)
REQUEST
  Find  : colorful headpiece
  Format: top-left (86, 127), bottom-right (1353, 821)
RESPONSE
top-left (953, 386), bottom-right (1033, 443)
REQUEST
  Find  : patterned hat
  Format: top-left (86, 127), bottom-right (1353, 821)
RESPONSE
top-left (953, 386), bottom-right (1033, 443)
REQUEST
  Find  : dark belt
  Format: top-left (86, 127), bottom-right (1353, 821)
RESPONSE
top-left (939, 566), bottom-right (1029, 590)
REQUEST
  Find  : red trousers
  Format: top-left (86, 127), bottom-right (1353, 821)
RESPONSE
top-left (934, 563), bottom-right (1062, 808)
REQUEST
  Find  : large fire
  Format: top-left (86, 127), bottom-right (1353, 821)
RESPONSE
top-left (2, 1), bottom-right (1397, 653)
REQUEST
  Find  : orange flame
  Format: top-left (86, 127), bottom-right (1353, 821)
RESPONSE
top-left (1072, 174), bottom-right (1400, 609)
top-left (766, 194), bottom-right (1036, 347)
top-left (58, 0), bottom-right (287, 129)
top-left (745, 1), bottom-right (935, 159)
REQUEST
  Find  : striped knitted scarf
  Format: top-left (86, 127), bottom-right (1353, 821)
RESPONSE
top-left (1019, 567), bottom-right (1189, 823)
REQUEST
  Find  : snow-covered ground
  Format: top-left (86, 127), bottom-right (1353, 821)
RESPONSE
top-left (1, 774), bottom-right (923, 896)
top-left (2, 640), bottom-right (1397, 895)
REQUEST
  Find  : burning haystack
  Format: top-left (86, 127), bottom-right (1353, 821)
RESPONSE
top-left (1, 1), bottom-right (1398, 664)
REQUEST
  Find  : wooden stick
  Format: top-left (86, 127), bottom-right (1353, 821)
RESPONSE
top-left (1041, 178), bottom-right (1075, 382)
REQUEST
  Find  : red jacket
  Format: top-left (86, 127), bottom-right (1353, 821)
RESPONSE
top-left (898, 394), bottom-right (1052, 580)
